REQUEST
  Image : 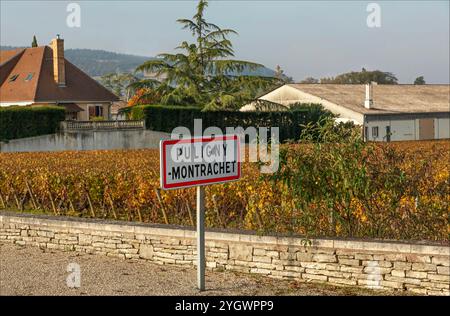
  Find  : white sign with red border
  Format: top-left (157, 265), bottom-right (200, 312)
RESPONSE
top-left (160, 135), bottom-right (241, 190)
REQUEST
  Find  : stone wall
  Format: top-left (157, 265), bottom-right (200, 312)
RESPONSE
top-left (1, 212), bottom-right (448, 295)
top-left (0, 130), bottom-right (169, 152)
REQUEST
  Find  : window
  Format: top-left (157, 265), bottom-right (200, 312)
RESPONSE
top-left (372, 126), bottom-right (379, 138)
top-left (24, 73), bottom-right (34, 81)
top-left (89, 105), bottom-right (104, 119)
top-left (364, 126), bottom-right (368, 141)
top-left (8, 74), bottom-right (19, 82)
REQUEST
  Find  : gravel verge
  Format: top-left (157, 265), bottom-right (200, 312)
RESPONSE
top-left (0, 242), bottom-right (407, 296)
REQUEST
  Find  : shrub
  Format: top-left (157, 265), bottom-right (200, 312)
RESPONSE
top-left (267, 120), bottom-right (449, 240)
top-left (0, 106), bottom-right (65, 141)
top-left (90, 116), bottom-right (105, 121)
top-left (127, 88), bottom-right (161, 107)
top-left (131, 104), bottom-right (331, 142)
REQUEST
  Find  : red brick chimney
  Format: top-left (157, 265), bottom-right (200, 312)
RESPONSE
top-left (50, 35), bottom-right (66, 87)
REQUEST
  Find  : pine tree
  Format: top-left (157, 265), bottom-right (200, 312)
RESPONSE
top-left (31, 35), bottom-right (38, 47)
top-left (132, 0), bottom-right (280, 110)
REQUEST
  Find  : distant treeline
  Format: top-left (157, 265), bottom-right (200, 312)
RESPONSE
top-left (301, 68), bottom-right (399, 84)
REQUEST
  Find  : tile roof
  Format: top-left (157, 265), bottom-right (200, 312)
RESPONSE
top-left (0, 46), bottom-right (119, 104)
top-left (64, 103), bottom-right (85, 112)
top-left (287, 84), bottom-right (450, 115)
top-left (111, 101), bottom-right (129, 114)
top-left (0, 49), bottom-right (24, 65)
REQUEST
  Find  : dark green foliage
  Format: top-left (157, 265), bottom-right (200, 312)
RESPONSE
top-left (289, 103), bottom-right (329, 123)
top-left (132, 0), bottom-right (283, 110)
top-left (132, 104), bottom-right (331, 142)
top-left (0, 106), bottom-right (65, 141)
top-left (31, 35), bottom-right (38, 47)
top-left (100, 72), bottom-right (139, 100)
top-left (300, 77), bottom-right (319, 84)
top-left (414, 76), bottom-right (426, 85)
top-left (320, 68), bottom-right (398, 84)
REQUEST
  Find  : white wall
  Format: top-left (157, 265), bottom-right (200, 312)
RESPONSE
top-left (0, 101), bottom-right (34, 107)
top-left (0, 130), bottom-right (170, 153)
top-left (437, 117), bottom-right (450, 139)
top-left (391, 119), bottom-right (416, 141)
top-left (365, 113), bottom-right (450, 142)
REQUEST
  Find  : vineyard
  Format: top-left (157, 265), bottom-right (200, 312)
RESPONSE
top-left (0, 141), bottom-right (448, 241)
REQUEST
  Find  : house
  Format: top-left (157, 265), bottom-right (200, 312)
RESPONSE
top-left (241, 83), bottom-right (450, 141)
top-left (0, 36), bottom-right (119, 120)
top-left (110, 101), bottom-right (129, 120)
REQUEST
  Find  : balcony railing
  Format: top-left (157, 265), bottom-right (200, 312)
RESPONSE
top-left (60, 120), bottom-right (145, 131)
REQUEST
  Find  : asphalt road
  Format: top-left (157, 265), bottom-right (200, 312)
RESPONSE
top-left (0, 242), bottom-right (403, 296)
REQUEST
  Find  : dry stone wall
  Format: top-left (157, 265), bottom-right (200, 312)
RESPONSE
top-left (1, 212), bottom-right (448, 295)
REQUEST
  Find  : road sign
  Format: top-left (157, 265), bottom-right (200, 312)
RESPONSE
top-left (160, 135), bottom-right (241, 190)
top-left (159, 135), bottom-right (241, 291)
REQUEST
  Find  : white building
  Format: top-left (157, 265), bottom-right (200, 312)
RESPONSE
top-left (241, 83), bottom-right (450, 141)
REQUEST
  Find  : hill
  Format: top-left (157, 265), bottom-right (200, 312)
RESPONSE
top-left (1, 46), bottom-right (279, 78)
top-left (64, 49), bottom-right (152, 77)
top-left (64, 49), bottom-right (279, 78)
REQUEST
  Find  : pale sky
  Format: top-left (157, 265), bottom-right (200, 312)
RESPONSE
top-left (1, 0), bottom-right (449, 83)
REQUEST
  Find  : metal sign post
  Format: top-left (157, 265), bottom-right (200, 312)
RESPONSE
top-left (160, 135), bottom-right (241, 291)
top-left (196, 185), bottom-right (205, 291)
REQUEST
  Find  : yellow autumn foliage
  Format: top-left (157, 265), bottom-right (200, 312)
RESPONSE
top-left (0, 140), bottom-right (448, 241)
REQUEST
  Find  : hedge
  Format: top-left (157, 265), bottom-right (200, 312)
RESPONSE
top-left (0, 106), bottom-right (66, 141)
top-left (131, 104), bottom-right (329, 142)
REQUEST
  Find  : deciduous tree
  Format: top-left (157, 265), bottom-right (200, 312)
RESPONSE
top-left (414, 76), bottom-right (426, 85)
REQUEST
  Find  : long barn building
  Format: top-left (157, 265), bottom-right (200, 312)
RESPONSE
top-left (242, 83), bottom-right (450, 142)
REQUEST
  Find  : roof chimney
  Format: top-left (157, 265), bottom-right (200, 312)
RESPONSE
top-left (50, 36), bottom-right (66, 87)
top-left (364, 83), bottom-right (373, 109)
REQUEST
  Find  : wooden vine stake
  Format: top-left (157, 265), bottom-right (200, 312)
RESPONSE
top-left (86, 191), bottom-right (96, 218)
top-left (11, 186), bottom-right (21, 211)
top-left (251, 196), bottom-right (263, 230)
top-left (24, 178), bottom-right (38, 210)
top-left (212, 194), bottom-right (225, 228)
top-left (48, 190), bottom-right (58, 216)
top-left (136, 208), bottom-right (143, 222)
top-left (0, 192), bottom-right (5, 209)
top-left (63, 186), bottom-right (76, 214)
top-left (155, 188), bottom-right (169, 225)
top-left (68, 197), bottom-right (76, 214)
top-left (106, 191), bottom-right (118, 220)
top-left (184, 198), bottom-right (194, 226)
